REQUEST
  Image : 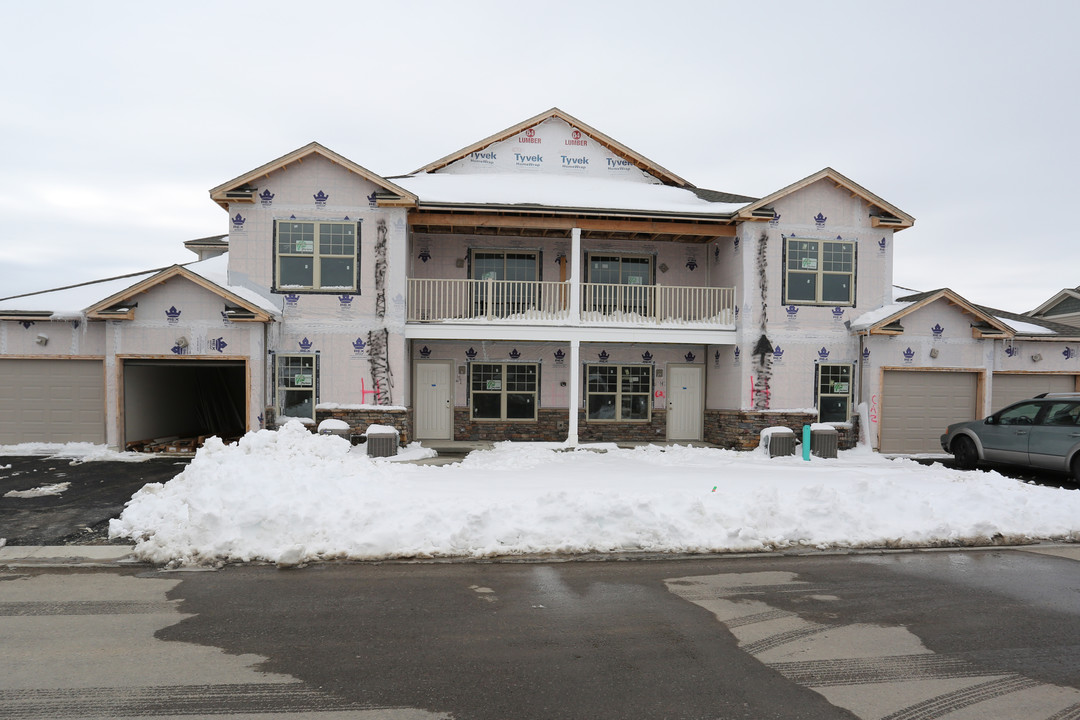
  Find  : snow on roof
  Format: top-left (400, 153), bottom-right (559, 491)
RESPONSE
top-left (0, 271), bottom-right (159, 318)
top-left (393, 173), bottom-right (746, 216)
top-left (848, 301), bottom-right (915, 331)
top-left (0, 252), bottom-right (279, 319)
top-left (994, 316), bottom-right (1057, 335)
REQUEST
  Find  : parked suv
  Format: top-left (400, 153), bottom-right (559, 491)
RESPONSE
top-left (941, 393), bottom-right (1080, 480)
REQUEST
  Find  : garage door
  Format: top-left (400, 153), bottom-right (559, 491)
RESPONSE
top-left (0, 359), bottom-right (105, 444)
top-left (880, 370), bottom-right (978, 454)
top-left (991, 373), bottom-right (1077, 413)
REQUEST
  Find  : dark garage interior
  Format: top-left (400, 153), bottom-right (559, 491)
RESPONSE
top-left (123, 360), bottom-right (247, 450)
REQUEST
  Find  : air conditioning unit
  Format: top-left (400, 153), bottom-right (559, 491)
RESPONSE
top-left (810, 426), bottom-right (839, 459)
top-left (366, 431), bottom-right (399, 457)
top-left (762, 427), bottom-right (796, 457)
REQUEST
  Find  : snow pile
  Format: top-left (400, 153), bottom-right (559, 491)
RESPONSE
top-left (5, 482), bottom-right (71, 498)
top-left (0, 442), bottom-right (154, 463)
top-left (108, 421), bottom-right (1080, 566)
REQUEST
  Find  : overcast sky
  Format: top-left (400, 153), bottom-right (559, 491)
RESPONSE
top-left (2, 0), bottom-right (1075, 312)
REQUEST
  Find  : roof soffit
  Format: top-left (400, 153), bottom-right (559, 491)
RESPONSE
top-left (738, 167), bottom-right (915, 229)
top-left (865, 289), bottom-right (1013, 337)
top-left (209, 142), bottom-right (417, 210)
top-left (85, 266), bottom-right (272, 322)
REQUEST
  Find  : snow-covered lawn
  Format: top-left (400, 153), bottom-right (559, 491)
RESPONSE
top-left (104, 421), bottom-right (1080, 567)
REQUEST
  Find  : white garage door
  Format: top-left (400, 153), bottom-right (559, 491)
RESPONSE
top-left (991, 373), bottom-right (1076, 413)
top-left (880, 370), bottom-right (978, 454)
top-left (0, 359), bottom-right (105, 444)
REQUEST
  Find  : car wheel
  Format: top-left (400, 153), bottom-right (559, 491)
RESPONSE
top-left (952, 436), bottom-right (978, 470)
top-left (1072, 454), bottom-right (1080, 483)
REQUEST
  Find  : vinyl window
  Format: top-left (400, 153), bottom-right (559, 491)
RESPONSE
top-left (470, 362), bottom-right (538, 421)
top-left (275, 220), bottom-right (359, 292)
top-left (784, 238), bottom-right (855, 305)
top-left (817, 364), bottom-right (852, 423)
top-left (276, 354), bottom-right (317, 420)
top-left (586, 364), bottom-right (652, 421)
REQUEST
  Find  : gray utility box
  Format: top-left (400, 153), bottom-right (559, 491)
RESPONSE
top-left (365, 432), bottom-right (399, 458)
top-left (810, 426), bottom-right (838, 459)
top-left (764, 428), bottom-right (796, 457)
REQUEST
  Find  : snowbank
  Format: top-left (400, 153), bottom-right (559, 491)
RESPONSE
top-left (108, 421), bottom-right (1080, 566)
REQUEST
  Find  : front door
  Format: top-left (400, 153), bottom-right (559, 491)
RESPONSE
top-left (667, 365), bottom-right (704, 441)
top-left (415, 360), bottom-right (453, 440)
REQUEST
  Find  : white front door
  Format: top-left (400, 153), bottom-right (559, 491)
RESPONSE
top-left (415, 360), bottom-right (453, 440)
top-left (667, 365), bottom-right (704, 441)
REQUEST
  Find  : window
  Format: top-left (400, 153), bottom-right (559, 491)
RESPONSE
top-left (587, 255), bottom-right (653, 315)
top-left (472, 251), bottom-right (538, 317)
top-left (275, 220), bottom-right (359, 291)
top-left (817, 364), bottom-right (852, 422)
top-left (276, 354), bottom-right (317, 420)
top-left (470, 363), bottom-right (538, 420)
top-left (1041, 402), bottom-right (1080, 426)
top-left (784, 238), bottom-right (855, 305)
top-left (586, 364), bottom-right (652, 421)
top-left (997, 402), bottom-right (1042, 425)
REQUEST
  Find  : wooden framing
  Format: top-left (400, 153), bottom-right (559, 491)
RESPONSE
top-left (737, 167), bottom-right (915, 230)
top-left (861, 289), bottom-right (1014, 339)
top-left (209, 142), bottom-right (418, 210)
top-left (408, 210), bottom-right (736, 242)
top-left (85, 265), bottom-right (274, 323)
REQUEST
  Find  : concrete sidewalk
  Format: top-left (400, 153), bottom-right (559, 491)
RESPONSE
top-left (0, 545), bottom-right (142, 568)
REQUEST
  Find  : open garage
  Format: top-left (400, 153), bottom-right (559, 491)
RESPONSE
top-left (0, 358), bottom-right (105, 444)
top-left (123, 359), bottom-right (247, 451)
top-left (879, 369), bottom-right (980, 454)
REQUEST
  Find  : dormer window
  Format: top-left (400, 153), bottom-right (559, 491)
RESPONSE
top-left (274, 220), bottom-right (360, 292)
top-left (783, 237), bottom-right (855, 306)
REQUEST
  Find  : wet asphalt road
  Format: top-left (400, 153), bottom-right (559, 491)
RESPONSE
top-left (2, 549), bottom-right (1079, 719)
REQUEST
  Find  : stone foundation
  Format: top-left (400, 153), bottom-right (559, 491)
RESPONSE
top-left (705, 409), bottom-right (859, 451)
top-left (451, 408), bottom-right (670, 443)
top-left (313, 407), bottom-right (411, 445)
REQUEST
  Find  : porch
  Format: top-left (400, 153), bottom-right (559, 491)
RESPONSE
top-left (406, 278), bottom-right (736, 327)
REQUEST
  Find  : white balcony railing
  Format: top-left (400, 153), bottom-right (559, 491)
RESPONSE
top-left (407, 278), bottom-right (735, 326)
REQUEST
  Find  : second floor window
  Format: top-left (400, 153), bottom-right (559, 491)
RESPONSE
top-left (275, 220), bottom-right (359, 292)
top-left (784, 238), bottom-right (855, 305)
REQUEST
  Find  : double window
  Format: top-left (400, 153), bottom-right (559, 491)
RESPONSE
top-left (586, 364), bottom-right (652, 421)
top-left (469, 363), bottom-right (538, 420)
top-left (784, 238), bottom-right (855, 305)
top-left (817, 364), bottom-right (852, 423)
top-left (587, 254), bottom-right (653, 316)
top-left (275, 220), bottom-right (359, 292)
top-left (276, 354), bottom-right (317, 420)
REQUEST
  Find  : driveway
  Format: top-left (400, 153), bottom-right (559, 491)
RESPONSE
top-left (0, 456), bottom-right (189, 545)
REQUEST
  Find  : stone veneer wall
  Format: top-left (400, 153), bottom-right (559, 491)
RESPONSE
top-left (705, 410), bottom-right (859, 451)
top-left (452, 409), bottom-right (669, 443)
top-left (313, 408), bottom-right (411, 445)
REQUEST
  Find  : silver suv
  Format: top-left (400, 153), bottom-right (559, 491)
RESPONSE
top-left (940, 393), bottom-right (1080, 480)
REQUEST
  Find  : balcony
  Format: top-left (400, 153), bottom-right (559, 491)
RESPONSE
top-left (406, 278), bottom-right (735, 327)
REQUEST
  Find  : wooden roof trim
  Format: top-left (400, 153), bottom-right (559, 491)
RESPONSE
top-left (1027, 288), bottom-right (1080, 317)
top-left (737, 167), bottom-right (915, 229)
top-left (85, 266), bottom-right (273, 322)
top-left (209, 142), bottom-right (417, 210)
top-left (410, 107), bottom-right (692, 187)
top-left (866, 289), bottom-right (1013, 337)
top-left (408, 211), bottom-right (736, 238)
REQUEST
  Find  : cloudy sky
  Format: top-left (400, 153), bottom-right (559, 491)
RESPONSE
top-left (1, 1), bottom-right (1075, 312)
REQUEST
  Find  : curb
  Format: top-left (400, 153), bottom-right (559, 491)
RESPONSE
top-left (0, 545), bottom-right (143, 568)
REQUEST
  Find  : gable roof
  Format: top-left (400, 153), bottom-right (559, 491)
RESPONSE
top-left (1026, 287), bottom-right (1080, 320)
top-left (737, 167), bottom-right (915, 230)
top-left (412, 107), bottom-right (699, 189)
top-left (84, 259), bottom-right (277, 322)
top-left (850, 288), bottom-right (1014, 338)
top-left (209, 142), bottom-right (417, 210)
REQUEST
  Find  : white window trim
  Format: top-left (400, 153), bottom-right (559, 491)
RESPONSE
top-left (276, 353), bottom-right (317, 421)
top-left (817, 363), bottom-right (852, 423)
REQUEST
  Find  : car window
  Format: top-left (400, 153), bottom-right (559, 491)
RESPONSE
top-left (1040, 401), bottom-right (1080, 426)
top-left (997, 402), bottom-right (1043, 425)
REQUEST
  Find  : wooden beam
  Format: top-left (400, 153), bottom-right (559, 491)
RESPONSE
top-left (408, 212), bottom-right (736, 238)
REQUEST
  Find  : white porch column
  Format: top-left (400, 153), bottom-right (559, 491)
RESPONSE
top-left (567, 338), bottom-right (580, 446)
top-left (569, 227), bottom-right (581, 321)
